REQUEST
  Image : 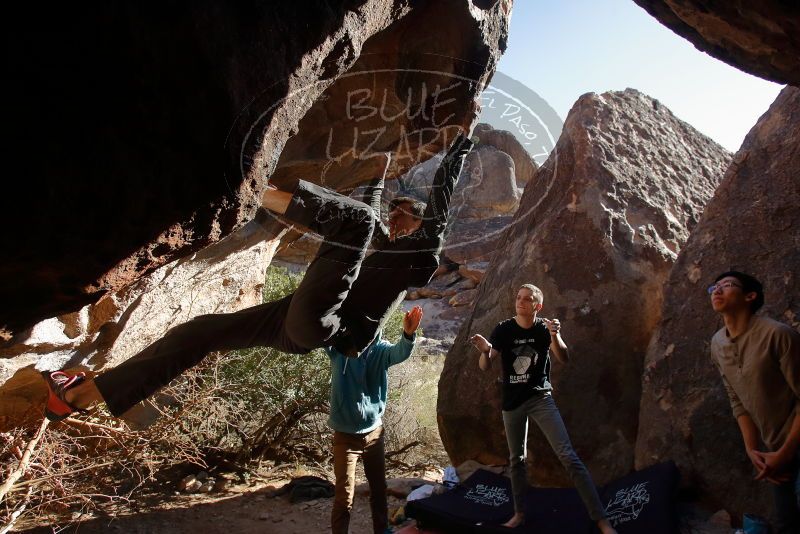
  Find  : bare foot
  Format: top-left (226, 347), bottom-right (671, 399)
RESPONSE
top-left (501, 512), bottom-right (524, 528)
top-left (597, 518), bottom-right (617, 534)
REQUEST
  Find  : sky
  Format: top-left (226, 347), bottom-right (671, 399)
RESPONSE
top-left (491, 0), bottom-right (784, 153)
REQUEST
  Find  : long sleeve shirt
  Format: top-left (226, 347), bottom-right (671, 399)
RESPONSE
top-left (333, 137), bottom-right (471, 356)
top-left (710, 315), bottom-right (800, 451)
top-left (326, 332), bottom-right (416, 434)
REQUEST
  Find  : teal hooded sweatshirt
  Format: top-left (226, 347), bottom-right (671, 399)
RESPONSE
top-left (326, 332), bottom-right (416, 434)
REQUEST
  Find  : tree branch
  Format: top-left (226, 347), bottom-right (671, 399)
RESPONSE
top-left (0, 418), bottom-right (49, 504)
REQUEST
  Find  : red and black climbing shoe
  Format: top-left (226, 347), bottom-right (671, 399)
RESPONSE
top-left (41, 371), bottom-right (88, 422)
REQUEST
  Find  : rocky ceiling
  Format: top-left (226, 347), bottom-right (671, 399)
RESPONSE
top-left (633, 1), bottom-right (800, 85)
top-left (1, 0), bottom-right (509, 340)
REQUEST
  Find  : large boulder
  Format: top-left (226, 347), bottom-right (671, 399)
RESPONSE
top-left (0, 215), bottom-right (285, 429)
top-left (1, 0), bottom-right (509, 339)
top-left (442, 124), bottom-right (536, 264)
top-left (633, 1), bottom-right (800, 85)
top-left (457, 146), bottom-right (520, 218)
top-left (437, 89), bottom-right (731, 484)
top-left (635, 87), bottom-right (800, 517)
top-left (443, 216), bottom-right (515, 265)
top-left (386, 124), bottom-right (533, 342)
top-left (473, 123), bottom-right (538, 187)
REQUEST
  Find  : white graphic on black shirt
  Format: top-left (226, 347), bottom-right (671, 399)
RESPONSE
top-left (605, 482), bottom-right (650, 526)
top-left (513, 355), bottom-right (531, 375)
top-left (509, 344), bottom-right (538, 384)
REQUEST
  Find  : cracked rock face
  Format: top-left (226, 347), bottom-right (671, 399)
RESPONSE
top-left (2, 0), bottom-right (509, 339)
top-left (437, 89), bottom-right (730, 484)
top-left (633, 1), bottom-right (800, 85)
top-left (635, 86), bottom-right (800, 517)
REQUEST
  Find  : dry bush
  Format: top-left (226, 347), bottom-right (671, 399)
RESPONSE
top-left (1, 411), bottom-right (186, 529)
top-left (1, 344), bottom-right (332, 529)
top-left (384, 351), bottom-right (448, 470)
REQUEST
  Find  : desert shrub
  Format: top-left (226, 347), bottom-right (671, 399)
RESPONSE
top-left (173, 265), bottom-right (332, 462)
top-left (383, 351), bottom-right (448, 468)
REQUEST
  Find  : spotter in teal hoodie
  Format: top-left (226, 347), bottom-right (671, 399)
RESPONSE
top-left (326, 332), bottom-right (416, 434)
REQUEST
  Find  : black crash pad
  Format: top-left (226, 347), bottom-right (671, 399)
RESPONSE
top-left (406, 462), bottom-right (679, 533)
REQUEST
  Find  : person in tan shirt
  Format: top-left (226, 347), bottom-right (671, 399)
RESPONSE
top-left (709, 271), bottom-right (800, 533)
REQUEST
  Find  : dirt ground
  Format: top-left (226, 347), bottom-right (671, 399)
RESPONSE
top-left (26, 488), bottom-right (402, 534)
top-left (18, 477), bottom-right (416, 534)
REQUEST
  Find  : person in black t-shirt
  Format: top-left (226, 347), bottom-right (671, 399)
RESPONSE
top-left (470, 284), bottom-right (616, 533)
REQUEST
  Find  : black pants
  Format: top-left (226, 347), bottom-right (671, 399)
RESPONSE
top-left (771, 449), bottom-right (800, 534)
top-left (95, 180), bottom-right (375, 416)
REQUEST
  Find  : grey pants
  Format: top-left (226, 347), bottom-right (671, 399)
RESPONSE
top-left (502, 392), bottom-right (606, 521)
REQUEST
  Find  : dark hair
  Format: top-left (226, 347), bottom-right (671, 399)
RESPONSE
top-left (714, 271), bottom-right (764, 312)
top-left (389, 196), bottom-right (425, 219)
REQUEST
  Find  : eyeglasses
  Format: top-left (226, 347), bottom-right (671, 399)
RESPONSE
top-left (707, 281), bottom-right (742, 294)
